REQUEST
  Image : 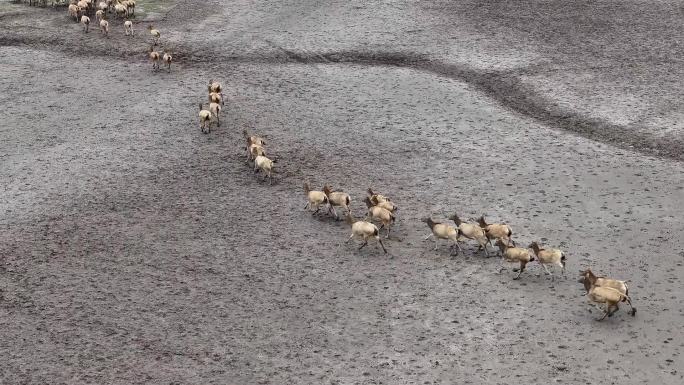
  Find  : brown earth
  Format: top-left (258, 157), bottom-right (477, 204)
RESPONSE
top-left (1, 1), bottom-right (683, 384)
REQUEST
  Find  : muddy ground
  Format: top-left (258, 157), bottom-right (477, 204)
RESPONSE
top-left (1, 1), bottom-right (683, 384)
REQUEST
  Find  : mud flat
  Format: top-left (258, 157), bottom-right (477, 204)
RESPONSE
top-left (1, 1), bottom-right (683, 384)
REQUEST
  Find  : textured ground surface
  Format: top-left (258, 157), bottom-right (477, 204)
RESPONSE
top-left (1, 1), bottom-right (683, 384)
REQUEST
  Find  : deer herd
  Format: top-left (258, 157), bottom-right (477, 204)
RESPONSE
top-left (20, 2), bottom-right (639, 322)
top-left (255, 139), bottom-right (635, 322)
top-left (34, 0), bottom-right (175, 71)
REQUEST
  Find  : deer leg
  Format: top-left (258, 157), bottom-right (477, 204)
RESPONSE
top-left (608, 304), bottom-right (620, 317)
top-left (378, 238), bottom-right (387, 254)
top-left (513, 262), bottom-right (525, 280)
top-left (597, 305), bottom-right (610, 321)
top-left (626, 297), bottom-right (637, 316)
top-left (455, 239), bottom-right (463, 254)
top-left (450, 238), bottom-right (463, 256)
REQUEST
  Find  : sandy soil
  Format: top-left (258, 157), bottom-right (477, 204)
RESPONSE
top-left (1, 1), bottom-right (683, 384)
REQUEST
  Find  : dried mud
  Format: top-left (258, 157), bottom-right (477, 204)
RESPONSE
top-left (1, 1), bottom-right (683, 384)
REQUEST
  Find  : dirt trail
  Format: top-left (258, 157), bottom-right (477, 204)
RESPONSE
top-left (1, 2), bottom-right (683, 384)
